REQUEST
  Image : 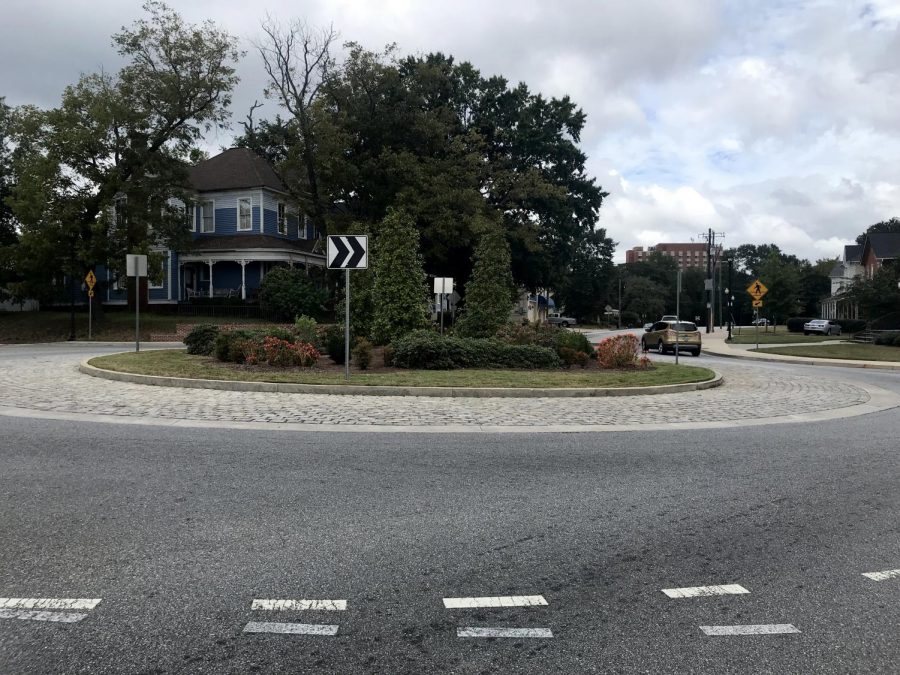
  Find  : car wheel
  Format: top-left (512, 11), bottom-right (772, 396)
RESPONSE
top-left (692, 349), bottom-right (701, 357)
top-left (657, 340), bottom-right (665, 354)
top-left (561, 321), bottom-right (569, 328)
top-left (804, 331), bottom-right (809, 335)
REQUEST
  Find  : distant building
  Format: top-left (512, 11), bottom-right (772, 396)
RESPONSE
top-left (625, 243), bottom-right (721, 270)
top-left (822, 244), bottom-right (863, 320)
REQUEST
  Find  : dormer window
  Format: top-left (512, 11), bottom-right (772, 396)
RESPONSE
top-left (238, 197), bottom-right (252, 231)
top-left (277, 202), bottom-right (287, 235)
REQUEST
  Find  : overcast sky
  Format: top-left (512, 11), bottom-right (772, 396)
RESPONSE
top-left (4, 0), bottom-right (900, 262)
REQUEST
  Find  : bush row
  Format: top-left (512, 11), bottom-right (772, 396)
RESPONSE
top-left (213, 330), bottom-right (320, 366)
top-left (873, 331), bottom-right (900, 346)
top-left (391, 330), bottom-right (561, 370)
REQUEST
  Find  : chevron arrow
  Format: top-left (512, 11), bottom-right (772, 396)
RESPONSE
top-left (328, 236), bottom-right (350, 268)
top-left (347, 236), bottom-right (367, 268)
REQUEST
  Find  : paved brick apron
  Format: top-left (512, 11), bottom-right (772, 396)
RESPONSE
top-left (0, 350), bottom-right (873, 427)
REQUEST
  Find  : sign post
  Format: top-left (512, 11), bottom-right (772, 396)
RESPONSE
top-left (327, 235), bottom-right (369, 381)
top-left (127, 254), bottom-right (148, 352)
top-left (84, 270), bottom-right (97, 340)
top-left (746, 279), bottom-right (769, 348)
top-left (434, 277), bottom-right (454, 336)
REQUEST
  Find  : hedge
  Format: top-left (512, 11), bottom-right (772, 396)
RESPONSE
top-left (786, 317), bottom-right (815, 333)
top-left (183, 324), bottom-right (220, 355)
top-left (833, 318), bottom-right (866, 333)
top-left (392, 330), bottom-right (562, 370)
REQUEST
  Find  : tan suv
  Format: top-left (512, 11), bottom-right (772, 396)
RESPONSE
top-left (641, 320), bottom-right (702, 356)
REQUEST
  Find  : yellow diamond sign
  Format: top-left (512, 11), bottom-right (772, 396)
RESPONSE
top-left (85, 270), bottom-right (97, 290)
top-left (747, 279), bottom-right (768, 300)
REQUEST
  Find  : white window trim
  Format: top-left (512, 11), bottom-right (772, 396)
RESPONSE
top-left (200, 200), bottom-right (215, 233)
top-left (238, 197), bottom-right (253, 232)
top-left (277, 202), bottom-right (287, 235)
top-left (299, 214), bottom-right (308, 240)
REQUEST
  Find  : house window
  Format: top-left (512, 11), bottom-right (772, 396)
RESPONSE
top-left (200, 201), bottom-right (215, 233)
top-left (238, 197), bottom-right (252, 231)
top-left (299, 214), bottom-right (308, 240)
top-left (149, 267), bottom-right (165, 289)
top-left (277, 202), bottom-right (287, 235)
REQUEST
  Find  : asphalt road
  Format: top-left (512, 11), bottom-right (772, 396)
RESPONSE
top-left (0, 344), bottom-right (898, 673)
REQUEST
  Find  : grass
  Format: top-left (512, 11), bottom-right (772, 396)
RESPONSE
top-left (89, 350), bottom-right (716, 388)
top-left (753, 344), bottom-right (900, 362)
top-left (0, 311), bottom-right (276, 343)
top-left (728, 332), bottom-right (838, 344)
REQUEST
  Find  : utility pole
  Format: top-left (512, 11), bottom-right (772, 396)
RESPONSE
top-left (699, 229), bottom-right (725, 334)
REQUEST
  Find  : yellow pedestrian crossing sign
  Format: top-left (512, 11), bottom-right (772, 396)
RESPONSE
top-left (85, 270), bottom-right (97, 290)
top-left (747, 279), bottom-right (768, 300)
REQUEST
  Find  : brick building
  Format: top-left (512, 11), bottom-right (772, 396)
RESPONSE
top-left (625, 243), bottom-right (721, 270)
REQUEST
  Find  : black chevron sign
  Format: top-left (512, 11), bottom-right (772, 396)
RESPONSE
top-left (327, 235), bottom-right (368, 269)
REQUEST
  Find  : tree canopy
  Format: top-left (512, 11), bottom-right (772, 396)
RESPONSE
top-left (8, 1), bottom-right (242, 300)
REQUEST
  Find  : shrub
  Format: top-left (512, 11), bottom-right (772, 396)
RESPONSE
top-left (258, 267), bottom-right (327, 322)
top-left (214, 329), bottom-right (259, 362)
top-left (833, 318), bottom-right (866, 333)
top-left (294, 315), bottom-right (318, 345)
top-left (323, 324), bottom-right (349, 364)
top-left (559, 347), bottom-right (590, 368)
top-left (494, 322), bottom-right (559, 348)
top-left (383, 344), bottom-right (395, 367)
top-left (595, 334), bottom-right (648, 369)
top-left (183, 324), bottom-right (220, 355)
top-left (262, 326), bottom-right (296, 342)
top-left (555, 330), bottom-right (595, 358)
top-left (352, 337), bottom-right (373, 370)
top-left (874, 331), bottom-right (900, 345)
top-left (454, 224), bottom-right (516, 338)
top-left (786, 317), bottom-right (815, 333)
top-left (259, 337), bottom-right (320, 367)
top-left (391, 330), bottom-right (561, 370)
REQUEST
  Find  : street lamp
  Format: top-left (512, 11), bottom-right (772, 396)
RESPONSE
top-left (725, 287), bottom-right (733, 341)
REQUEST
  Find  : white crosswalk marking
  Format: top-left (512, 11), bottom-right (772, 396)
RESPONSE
top-left (457, 627), bottom-right (553, 638)
top-left (0, 598), bottom-right (102, 611)
top-left (862, 569), bottom-right (900, 582)
top-left (662, 584), bottom-right (749, 598)
top-left (243, 621), bottom-right (339, 636)
top-left (700, 624), bottom-right (800, 636)
top-left (443, 595), bottom-right (548, 609)
top-left (251, 599), bottom-right (346, 611)
top-left (0, 609), bottom-right (88, 623)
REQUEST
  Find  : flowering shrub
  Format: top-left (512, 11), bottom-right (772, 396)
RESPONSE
top-left (595, 334), bottom-right (650, 369)
top-left (261, 337), bottom-right (320, 367)
top-left (559, 347), bottom-right (590, 368)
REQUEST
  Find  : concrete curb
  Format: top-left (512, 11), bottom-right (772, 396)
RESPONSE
top-left (703, 343), bottom-right (900, 371)
top-left (78, 357), bottom-right (724, 398)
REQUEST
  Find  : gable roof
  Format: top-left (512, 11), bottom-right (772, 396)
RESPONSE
top-left (189, 148), bottom-right (286, 193)
top-left (843, 244), bottom-right (862, 263)
top-left (865, 232), bottom-right (900, 260)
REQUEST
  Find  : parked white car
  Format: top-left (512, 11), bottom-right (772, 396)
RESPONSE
top-left (547, 312), bottom-right (577, 327)
top-left (803, 319), bottom-right (842, 336)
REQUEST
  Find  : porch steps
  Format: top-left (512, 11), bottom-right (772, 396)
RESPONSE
top-left (851, 330), bottom-right (875, 344)
top-left (149, 322), bottom-right (292, 342)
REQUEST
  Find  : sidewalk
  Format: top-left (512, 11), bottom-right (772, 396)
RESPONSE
top-left (701, 329), bottom-right (900, 371)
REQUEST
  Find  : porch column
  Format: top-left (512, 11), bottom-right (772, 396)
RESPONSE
top-left (207, 259), bottom-right (214, 298)
top-left (240, 260), bottom-right (247, 300)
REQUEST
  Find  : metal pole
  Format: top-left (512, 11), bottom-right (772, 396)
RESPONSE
top-left (135, 275), bottom-right (141, 352)
top-left (717, 257), bottom-right (722, 329)
top-left (755, 308), bottom-right (759, 351)
top-left (675, 270), bottom-right (681, 365)
top-left (617, 275), bottom-right (622, 329)
top-left (88, 295), bottom-right (92, 340)
top-left (705, 229), bottom-right (712, 333)
top-left (440, 282), bottom-right (444, 336)
top-left (344, 268), bottom-right (350, 381)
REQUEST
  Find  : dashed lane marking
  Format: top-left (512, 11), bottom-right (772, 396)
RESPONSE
top-left (251, 599), bottom-right (347, 611)
top-left (457, 627), bottom-right (554, 638)
top-left (661, 584), bottom-right (749, 598)
top-left (243, 621), bottom-right (339, 636)
top-left (443, 595), bottom-right (548, 609)
top-left (0, 609), bottom-right (88, 623)
top-left (700, 624), bottom-right (800, 636)
top-left (0, 598), bottom-right (102, 611)
top-left (862, 569), bottom-right (900, 582)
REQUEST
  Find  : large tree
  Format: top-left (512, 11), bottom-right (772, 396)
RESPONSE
top-left (8, 1), bottom-right (241, 301)
top-left (554, 227), bottom-right (615, 322)
top-left (856, 217), bottom-right (900, 245)
top-left (0, 97), bottom-right (17, 300)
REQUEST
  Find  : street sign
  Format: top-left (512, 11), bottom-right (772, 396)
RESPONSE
top-left (747, 279), bottom-right (768, 300)
top-left (88, 289), bottom-right (95, 298)
top-left (752, 299), bottom-right (763, 308)
top-left (327, 235), bottom-right (368, 269)
top-left (126, 254), bottom-right (148, 277)
top-left (85, 270), bottom-right (96, 289)
top-left (433, 277), bottom-right (454, 294)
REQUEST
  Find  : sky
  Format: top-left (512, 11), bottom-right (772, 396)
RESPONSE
top-left (3, 0), bottom-right (900, 262)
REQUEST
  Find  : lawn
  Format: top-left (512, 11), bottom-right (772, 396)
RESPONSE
top-left (89, 349), bottom-right (716, 388)
top-left (753, 344), bottom-right (900, 362)
top-left (728, 332), bottom-right (838, 344)
top-left (0, 311), bottom-right (275, 343)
